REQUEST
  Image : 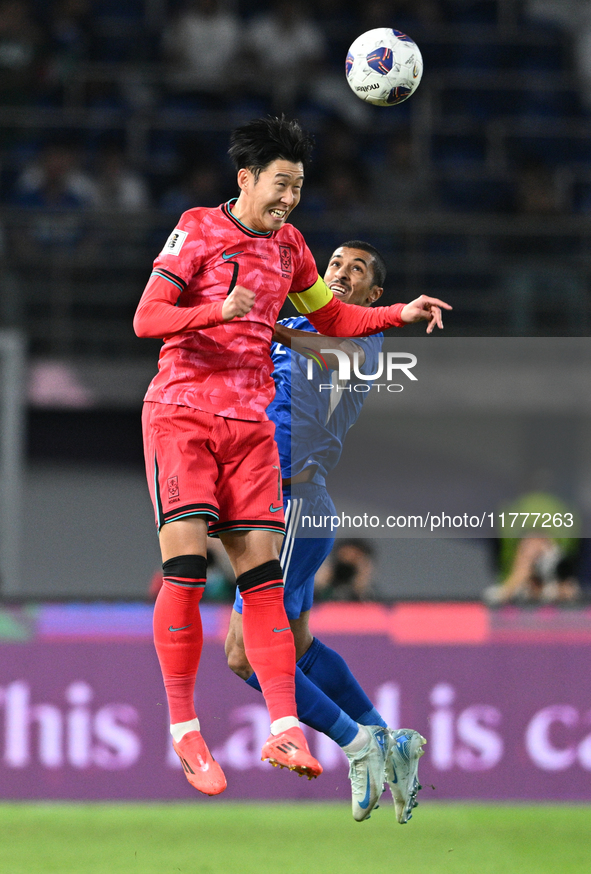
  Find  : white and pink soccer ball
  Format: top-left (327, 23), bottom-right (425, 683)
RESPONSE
top-left (346, 28), bottom-right (423, 106)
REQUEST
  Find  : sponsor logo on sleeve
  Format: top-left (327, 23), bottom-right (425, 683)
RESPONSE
top-left (162, 228), bottom-right (188, 256)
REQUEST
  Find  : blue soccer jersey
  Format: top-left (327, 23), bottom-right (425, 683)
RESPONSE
top-left (267, 316), bottom-right (383, 479)
top-left (233, 315), bottom-right (383, 619)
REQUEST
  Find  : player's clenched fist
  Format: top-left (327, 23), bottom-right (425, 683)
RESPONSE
top-left (222, 285), bottom-right (256, 321)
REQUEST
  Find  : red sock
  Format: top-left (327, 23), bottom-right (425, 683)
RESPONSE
top-left (153, 574), bottom-right (205, 725)
top-left (241, 582), bottom-right (297, 724)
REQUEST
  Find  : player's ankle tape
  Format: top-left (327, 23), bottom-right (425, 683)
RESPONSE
top-left (162, 554), bottom-right (207, 586)
top-left (237, 559), bottom-right (283, 593)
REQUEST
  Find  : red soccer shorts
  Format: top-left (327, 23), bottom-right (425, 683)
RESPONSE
top-left (142, 401), bottom-right (285, 535)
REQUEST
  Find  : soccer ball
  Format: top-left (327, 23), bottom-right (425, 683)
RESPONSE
top-left (345, 28), bottom-right (423, 106)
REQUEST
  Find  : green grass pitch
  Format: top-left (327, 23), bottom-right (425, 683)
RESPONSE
top-left (1, 802), bottom-right (589, 874)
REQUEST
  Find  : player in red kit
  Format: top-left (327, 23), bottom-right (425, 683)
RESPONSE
top-left (134, 116), bottom-right (451, 796)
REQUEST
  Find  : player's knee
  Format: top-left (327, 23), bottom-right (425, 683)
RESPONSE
top-left (162, 553), bottom-right (207, 585)
top-left (236, 559), bottom-right (283, 593)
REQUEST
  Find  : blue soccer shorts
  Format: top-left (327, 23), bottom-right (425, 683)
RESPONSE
top-left (233, 482), bottom-right (336, 620)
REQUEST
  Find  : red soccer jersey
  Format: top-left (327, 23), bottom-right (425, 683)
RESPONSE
top-left (136, 201), bottom-right (318, 421)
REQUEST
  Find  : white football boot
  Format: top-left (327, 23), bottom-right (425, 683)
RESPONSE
top-left (346, 725), bottom-right (389, 822)
top-left (386, 728), bottom-right (426, 824)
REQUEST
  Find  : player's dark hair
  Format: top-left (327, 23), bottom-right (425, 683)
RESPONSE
top-left (228, 116), bottom-right (314, 179)
top-left (341, 240), bottom-right (387, 288)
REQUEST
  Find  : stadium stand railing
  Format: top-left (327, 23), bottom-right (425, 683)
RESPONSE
top-left (1, 0), bottom-right (590, 352)
top-left (1, 208), bottom-right (590, 357)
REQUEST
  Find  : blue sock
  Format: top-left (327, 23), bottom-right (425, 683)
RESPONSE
top-left (246, 666), bottom-right (359, 747)
top-left (298, 638), bottom-right (387, 729)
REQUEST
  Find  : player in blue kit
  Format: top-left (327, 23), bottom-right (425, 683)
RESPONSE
top-left (225, 241), bottom-right (427, 823)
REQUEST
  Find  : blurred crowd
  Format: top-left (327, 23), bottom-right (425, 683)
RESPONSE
top-left (1, 0), bottom-right (591, 218)
top-left (149, 537), bottom-right (380, 604)
top-left (0, 2), bottom-right (590, 348)
top-left (149, 529), bottom-right (591, 605)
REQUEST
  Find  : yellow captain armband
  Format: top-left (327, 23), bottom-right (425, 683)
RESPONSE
top-left (288, 275), bottom-right (333, 314)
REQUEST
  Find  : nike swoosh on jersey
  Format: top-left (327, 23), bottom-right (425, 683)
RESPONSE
top-left (222, 249), bottom-right (244, 260)
top-left (273, 627), bottom-right (290, 633)
top-left (168, 624), bottom-right (192, 632)
top-left (269, 504), bottom-right (282, 512)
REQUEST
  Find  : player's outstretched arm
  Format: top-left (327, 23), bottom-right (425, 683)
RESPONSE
top-left (272, 324), bottom-right (364, 364)
top-left (272, 324), bottom-right (313, 346)
top-left (289, 276), bottom-right (451, 338)
top-left (400, 295), bottom-right (453, 334)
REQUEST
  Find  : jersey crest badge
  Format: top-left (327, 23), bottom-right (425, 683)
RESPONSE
top-left (279, 245), bottom-right (292, 274)
top-left (167, 475), bottom-right (180, 502)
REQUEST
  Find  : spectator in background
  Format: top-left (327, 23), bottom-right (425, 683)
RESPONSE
top-left (500, 158), bottom-right (587, 334)
top-left (526, 0), bottom-right (581, 25)
top-left (46, 0), bottom-right (89, 82)
top-left (89, 141), bottom-right (151, 259)
top-left (315, 540), bottom-right (377, 601)
top-left (309, 65), bottom-right (372, 129)
top-left (13, 140), bottom-right (96, 247)
top-left (368, 127), bottom-right (437, 213)
top-left (310, 122), bottom-right (370, 214)
top-left (0, 0), bottom-right (45, 104)
top-left (513, 157), bottom-right (565, 217)
top-left (246, 0), bottom-right (325, 111)
top-left (485, 536), bottom-right (581, 604)
top-left (360, 0), bottom-right (440, 33)
top-left (314, 0), bottom-right (357, 58)
top-left (321, 163), bottom-right (369, 216)
top-left (160, 162), bottom-right (225, 213)
top-left (525, 1), bottom-right (591, 106)
top-left (484, 480), bottom-right (581, 604)
top-left (93, 142), bottom-right (150, 212)
top-left (314, 116), bottom-right (361, 172)
top-left (161, 0), bottom-right (240, 106)
top-left (15, 139), bottom-right (97, 207)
